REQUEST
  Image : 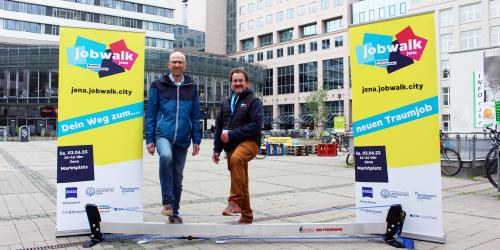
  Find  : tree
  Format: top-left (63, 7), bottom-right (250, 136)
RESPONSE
top-left (304, 89), bottom-right (328, 138)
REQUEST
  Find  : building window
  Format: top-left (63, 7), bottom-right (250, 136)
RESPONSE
top-left (491, 26), bottom-right (500, 46)
top-left (442, 114), bottom-right (450, 132)
top-left (239, 56), bottom-right (245, 62)
top-left (440, 9), bottom-right (453, 27)
top-left (248, 54), bottom-right (254, 63)
top-left (248, 19), bottom-right (255, 30)
top-left (266, 14), bottom-right (273, 24)
top-left (287, 8), bottom-right (294, 19)
top-left (400, 2), bottom-right (406, 14)
top-left (266, 0), bottom-right (273, 7)
top-left (325, 17), bottom-right (343, 32)
top-left (264, 69), bottom-right (273, 96)
top-left (257, 52), bottom-right (264, 61)
top-left (309, 2), bottom-right (317, 13)
top-left (287, 46), bottom-right (294, 55)
top-left (277, 48), bottom-right (284, 57)
top-left (2, 19), bottom-right (42, 33)
top-left (267, 50), bottom-right (273, 59)
top-left (460, 4), bottom-right (481, 23)
top-left (278, 104), bottom-right (294, 129)
top-left (278, 28), bottom-right (293, 42)
top-left (276, 11), bottom-right (284, 22)
top-left (239, 22), bottom-right (247, 32)
top-left (369, 10), bottom-right (375, 21)
top-left (240, 6), bottom-right (246, 15)
top-left (298, 44), bottom-right (306, 53)
top-left (301, 23), bottom-right (317, 38)
top-left (257, 0), bottom-right (264, 10)
top-left (334, 36), bottom-right (343, 47)
top-left (299, 62), bottom-right (318, 92)
top-left (259, 33), bottom-right (273, 47)
top-left (440, 34), bottom-right (453, 53)
top-left (248, 3), bottom-right (254, 13)
top-left (263, 105), bottom-right (273, 129)
top-left (441, 60), bottom-right (450, 79)
top-left (442, 87), bottom-right (450, 106)
top-left (257, 17), bottom-right (264, 28)
top-left (379, 7), bottom-right (385, 19)
top-left (277, 65), bottom-right (294, 94)
top-left (310, 41), bottom-right (318, 51)
top-left (322, 39), bottom-right (330, 49)
top-left (298, 5), bottom-right (305, 16)
top-left (359, 12), bottom-right (365, 22)
top-left (323, 58), bottom-right (344, 90)
top-left (334, 0), bottom-right (342, 7)
top-left (389, 5), bottom-right (395, 16)
top-left (242, 38), bottom-right (254, 50)
top-left (321, 0), bottom-right (329, 9)
top-left (492, 0), bottom-right (500, 18)
top-left (461, 29), bottom-right (482, 50)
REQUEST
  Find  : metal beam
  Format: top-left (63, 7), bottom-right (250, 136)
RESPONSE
top-left (100, 221), bottom-right (387, 238)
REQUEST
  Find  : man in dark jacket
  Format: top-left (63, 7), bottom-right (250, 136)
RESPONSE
top-left (212, 68), bottom-right (263, 224)
top-left (145, 51), bottom-right (201, 224)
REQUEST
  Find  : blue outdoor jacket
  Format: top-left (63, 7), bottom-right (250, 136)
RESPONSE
top-left (145, 74), bottom-right (201, 148)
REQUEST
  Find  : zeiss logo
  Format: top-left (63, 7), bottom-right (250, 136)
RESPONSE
top-left (362, 187), bottom-right (373, 198)
top-left (66, 36), bottom-right (138, 78)
top-left (355, 26), bottom-right (428, 73)
top-left (65, 187), bottom-right (77, 199)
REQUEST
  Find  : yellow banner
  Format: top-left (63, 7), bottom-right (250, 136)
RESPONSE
top-left (57, 27), bottom-right (145, 165)
top-left (350, 13), bottom-right (439, 168)
top-left (349, 13), bottom-right (443, 241)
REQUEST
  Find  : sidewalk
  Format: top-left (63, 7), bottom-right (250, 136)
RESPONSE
top-left (0, 140), bottom-right (499, 249)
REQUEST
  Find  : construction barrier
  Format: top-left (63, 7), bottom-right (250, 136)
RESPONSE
top-left (317, 144), bottom-right (337, 156)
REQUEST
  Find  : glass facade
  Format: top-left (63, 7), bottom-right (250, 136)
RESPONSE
top-left (0, 45), bottom-right (266, 136)
top-left (323, 58), bottom-right (344, 90)
top-left (226, 0), bottom-right (237, 54)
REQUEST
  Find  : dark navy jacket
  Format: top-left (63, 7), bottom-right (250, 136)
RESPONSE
top-left (213, 89), bottom-right (263, 153)
top-left (145, 74), bottom-right (201, 148)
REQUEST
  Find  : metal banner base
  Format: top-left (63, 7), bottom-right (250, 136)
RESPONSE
top-left (83, 204), bottom-right (412, 248)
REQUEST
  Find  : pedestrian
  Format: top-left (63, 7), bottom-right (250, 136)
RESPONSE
top-left (212, 68), bottom-right (264, 224)
top-left (145, 51), bottom-right (201, 224)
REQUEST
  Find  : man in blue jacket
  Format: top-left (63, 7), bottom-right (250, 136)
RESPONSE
top-left (145, 51), bottom-right (201, 224)
top-left (212, 68), bottom-right (263, 224)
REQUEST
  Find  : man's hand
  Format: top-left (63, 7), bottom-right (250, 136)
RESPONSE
top-left (192, 144), bottom-right (200, 156)
top-left (212, 152), bottom-right (220, 164)
top-left (220, 130), bottom-right (229, 144)
top-left (146, 143), bottom-right (155, 155)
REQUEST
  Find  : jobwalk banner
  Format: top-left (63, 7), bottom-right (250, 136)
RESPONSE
top-left (349, 13), bottom-right (444, 242)
top-left (56, 27), bottom-right (145, 235)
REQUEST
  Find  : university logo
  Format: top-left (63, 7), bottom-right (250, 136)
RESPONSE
top-left (65, 187), bottom-right (77, 198)
top-left (355, 26), bottom-right (427, 73)
top-left (362, 187), bottom-right (373, 198)
top-left (66, 36), bottom-right (138, 78)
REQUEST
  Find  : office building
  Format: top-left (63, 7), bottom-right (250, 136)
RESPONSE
top-left (229, 0), bottom-right (351, 130)
top-left (0, 0), bottom-right (265, 136)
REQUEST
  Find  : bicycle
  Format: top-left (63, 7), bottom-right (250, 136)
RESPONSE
top-left (483, 126), bottom-right (499, 188)
top-left (345, 152), bottom-right (355, 165)
top-left (323, 132), bottom-right (349, 153)
top-left (440, 130), bottom-right (463, 176)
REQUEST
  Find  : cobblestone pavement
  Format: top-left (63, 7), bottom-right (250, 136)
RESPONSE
top-left (0, 140), bottom-right (499, 249)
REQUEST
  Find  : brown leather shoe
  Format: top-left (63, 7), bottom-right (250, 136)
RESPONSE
top-left (222, 204), bottom-right (241, 216)
top-left (161, 204), bottom-right (173, 216)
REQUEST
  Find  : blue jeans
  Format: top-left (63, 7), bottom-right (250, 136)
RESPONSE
top-left (156, 137), bottom-right (187, 214)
